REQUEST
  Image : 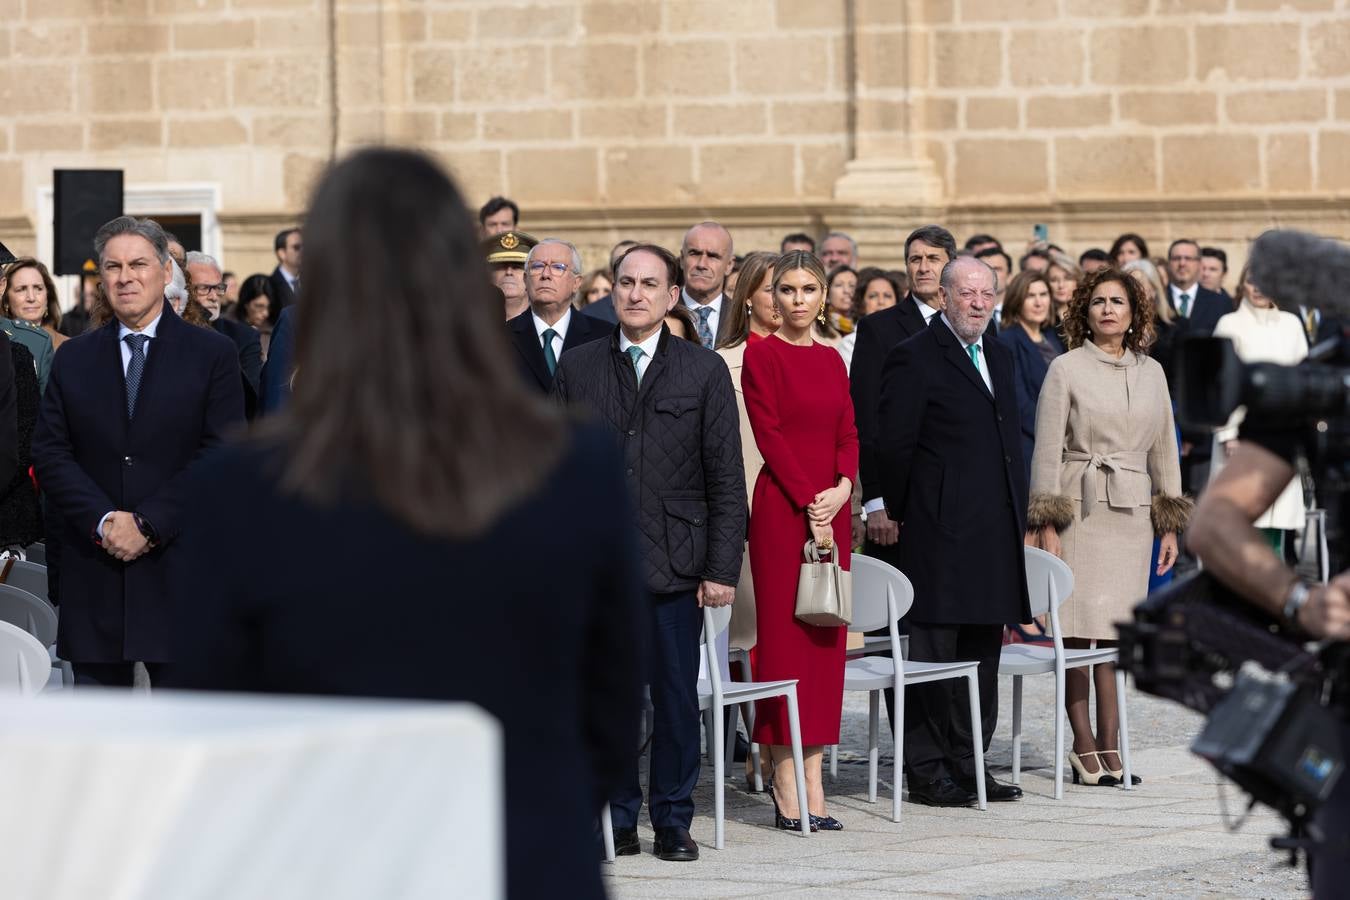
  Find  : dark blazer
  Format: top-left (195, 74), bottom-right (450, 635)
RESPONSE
top-left (0, 331), bottom-right (16, 492)
top-left (877, 321), bottom-right (1031, 625)
top-left (850, 294), bottom-right (932, 505)
top-left (552, 327), bottom-right (746, 593)
top-left (268, 266), bottom-right (298, 313)
top-left (508, 307), bottom-right (610, 393)
top-left (163, 424), bottom-right (645, 900)
top-left (0, 341), bottom-right (41, 547)
top-left (259, 306), bottom-right (295, 415)
top-left (1171, 284), bottom-right (1229, 336)
top-left (32, 304), bottom-right (246, 663)
top-left (581, 293), bottom-right (618, 324)
top-left (997, 324), bottom-right (1064, 490)
top-left (212, 316), bottom-right (263, 417)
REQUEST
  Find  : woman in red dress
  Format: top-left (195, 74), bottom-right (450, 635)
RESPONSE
top-left (743, 250), bottom-right (858, 831)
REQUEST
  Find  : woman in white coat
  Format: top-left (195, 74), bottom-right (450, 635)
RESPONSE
top-left (1209, 269), bottom-right (1308, 556)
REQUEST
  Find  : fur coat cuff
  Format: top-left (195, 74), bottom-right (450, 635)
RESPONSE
top-left (1027, 493), bottom-right (1075, 532)
top-left (1151, 494), bottom-right (1193, 536)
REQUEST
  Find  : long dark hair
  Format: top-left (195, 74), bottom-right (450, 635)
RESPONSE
top-left (235, 274), bottom-right (276, 323)
top-left (2, 258), bottom-right (62, 329)
top-left (270, 148), bottom-right (564, 538)
top-left (1062, 266), bottom-right (1156, 353)
top-left (717, 251), bottom-right (779, 350)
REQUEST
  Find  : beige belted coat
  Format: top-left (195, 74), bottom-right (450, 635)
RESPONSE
top-left (1026, 341), bottom-right (1191, 639)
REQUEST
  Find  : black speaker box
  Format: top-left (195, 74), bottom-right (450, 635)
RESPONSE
top-left (53, 169), bottom-right (123, 276)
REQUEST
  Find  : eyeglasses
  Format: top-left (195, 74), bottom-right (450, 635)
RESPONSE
top-left (956, 289), bottom-right (996, 302)
top-left (1169, 254), bottom-right (1199, 262)
top-left (527, 262), bottom-right (574, 276)
top-left (191, 284), bottom-right (228, 296)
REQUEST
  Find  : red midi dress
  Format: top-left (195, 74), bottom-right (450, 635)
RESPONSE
top-left (742, 335), bottom-right (859, 747)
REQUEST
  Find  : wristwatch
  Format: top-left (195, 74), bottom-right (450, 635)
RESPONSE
top-left (1281, 580), bottom-right (1311, 630)
top-left (132, 512), bottom-right (159, 548)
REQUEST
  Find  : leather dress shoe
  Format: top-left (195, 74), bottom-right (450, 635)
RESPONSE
top-left (955, 775), bottom-right (1023, 801)
top-left (612, 827), bottom-right (640, 857)
top-left (652, 826), bottom-right (699, 861)
top-left (907, 776), bottom-right (978, 807)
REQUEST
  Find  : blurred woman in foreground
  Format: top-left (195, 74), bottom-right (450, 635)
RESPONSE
top-left (165, 148), bottom-right (644, 900)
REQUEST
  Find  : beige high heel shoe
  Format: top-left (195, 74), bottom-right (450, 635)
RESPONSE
top-left (1068, 751), bottom-right (1119, 787)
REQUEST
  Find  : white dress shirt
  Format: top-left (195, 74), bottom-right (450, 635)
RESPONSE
top-left (1169, 281), bottom-right (1198, 317)
top-left (618, 327), bottom-right (662, 383)
top-left (532, 307), bottom-right (572, 362)
top-left (682, 290), bottom-right (723, 342)
top-left (942, 313), bottom-right (993, 396)
top-left (915, 296), bottom-right (940, 324)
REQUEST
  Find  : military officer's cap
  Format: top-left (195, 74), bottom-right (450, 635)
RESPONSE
top-left (482, 230), bottom-right (538, 265)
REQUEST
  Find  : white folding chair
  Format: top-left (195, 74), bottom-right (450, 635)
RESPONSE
top-left (829, 631), bottom-right (909, 779)
top-left (4, 559), bottom-right (51, 606)
top-left (0, 619), bottom-right (51, 696)
top-left (700, 604), bottom-right (810, 848)
top-left (1002, 546), bottom-right (1133, 799)
top-left (843, 556), bottom-right (987, 821)
top-left (20, 543), bottom-right (45, 566)
top-left (600, 804), bottom-right (616, 862)
top-left (0, 583), bottom-right (66, 689)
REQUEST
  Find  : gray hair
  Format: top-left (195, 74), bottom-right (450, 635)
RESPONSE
top-left (525, 238), bottom-right (583, 275)
top-left (939, 255), bottom-right (997, 294)
top-left (165, 258), bottom-right (188, 309)
top-left (184, 250), bottom-right (221, 273)
top-left (94, 215), bottom-right (170, 265)
top-left (1121, 258), bottom-right (1173, 324)
top-left (821, 231), bottom-right (857, 258)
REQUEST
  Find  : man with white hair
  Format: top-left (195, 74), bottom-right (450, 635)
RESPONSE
top-left (506, 237), bottom-right (609, 393)
top-left (877, 255), bottom-right (1030, 808)
top-left (185, 251), bottom-right (262, 412)
top-left (819, 231), bottom-right (858, 271)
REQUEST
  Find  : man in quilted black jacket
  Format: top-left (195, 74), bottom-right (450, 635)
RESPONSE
top-left (553, 242), bottom-right (746, 863)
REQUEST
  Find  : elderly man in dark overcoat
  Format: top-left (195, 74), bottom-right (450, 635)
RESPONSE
top-left (878, 255), bottom-right (1031, 808)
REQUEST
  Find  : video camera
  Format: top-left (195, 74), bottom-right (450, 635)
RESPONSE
top-left (1118, 228), bottom-right (1350, 861)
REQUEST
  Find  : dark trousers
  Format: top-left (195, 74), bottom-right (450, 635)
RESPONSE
top-left (73, 661), bottom-right (164, 687)
top-left (902, 622), bottom-right (1003, 783)
top-left (611, 589), bottom-right (701, 830)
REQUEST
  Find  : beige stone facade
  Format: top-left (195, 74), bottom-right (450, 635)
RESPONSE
top-left (1, 0), bottom-right (1348, 282)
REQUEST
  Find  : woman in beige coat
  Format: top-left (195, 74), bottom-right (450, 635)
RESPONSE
top-left (716, 250), bottom-right (780, 786)
top-left (1026, 267), bottom-right (1191, 788)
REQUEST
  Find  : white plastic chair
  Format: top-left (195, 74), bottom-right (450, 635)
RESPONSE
top-left (701, 604), bottom-right (810, 848)
top-left (1001, 546), bottom-right (1133, 799)
top-left (843, 555), bottom-right (988, 821)
top-left (0, 619), bottom-right (51, 695)
top-left (0, 584), bottom-right (57, 647)
top-left (3, 559), bottom-right (51, 606)
top-left (829, 632), bottom-right (909, 779)
top-left (20, 542), bottom-right (45, 566)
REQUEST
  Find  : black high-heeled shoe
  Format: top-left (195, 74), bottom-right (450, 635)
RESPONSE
top-left (767, 784), bottom-right (816, 832)
top-left (809, 813), bottom-right (843, 831)
top-left (1099, 750), bottom-right (1143, 786)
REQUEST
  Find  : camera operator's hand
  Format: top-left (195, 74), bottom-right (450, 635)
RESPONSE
top-left (1300, 577), bottom-right (1350, 640)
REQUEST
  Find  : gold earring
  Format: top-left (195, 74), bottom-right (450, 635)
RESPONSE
top-left (817, 305), bottom-right (827, 325)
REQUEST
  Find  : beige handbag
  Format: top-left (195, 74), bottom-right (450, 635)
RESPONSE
top-left (795, 540), bottom-right (852, 627)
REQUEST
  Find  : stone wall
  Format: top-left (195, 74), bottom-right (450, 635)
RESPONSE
top-left (0, 0), bottom-right (1347, 278)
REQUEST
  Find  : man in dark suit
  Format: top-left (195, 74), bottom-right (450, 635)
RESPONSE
top-left (260, 305), bottom-right (294, 415)
top-left (878, 255), bottom-right (1031, 807)
top-left (268, 227), bottom-right (302, 316)
top-left (0, 331), bottom-right (16, 491)
top-left (507, 238), bottom-right (609, 393)
top-left (185, 251), bottom-right (262, 415)
top-left (582, 239), bottom-right (639, 326)
top-left (851, 225), bottom-right (955, 573)
top-left (679, 222), bottom-right (736, 349)
top-left (1167, 238), bottom-right (1230, 493)
top-left (553, 243), bottom-right (745, 863)
top-left (32, 216), bottom-right (245, 687)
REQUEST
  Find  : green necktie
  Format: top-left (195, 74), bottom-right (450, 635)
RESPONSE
top-left (966, 344), bottom-right (981, 373)
top-left (542, 328), bottom-right (558, 376)
top-left (627, 345), bottom-right (644, 385)
top-left (1178, 293), bottom-right (1190, 317)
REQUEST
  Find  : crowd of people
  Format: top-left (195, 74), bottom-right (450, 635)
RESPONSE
top-left (0, 147), bottom-right (1339, 898)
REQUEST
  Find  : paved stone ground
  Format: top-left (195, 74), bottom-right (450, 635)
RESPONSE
top-left (605, 674), bottom-right (1308, 899)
